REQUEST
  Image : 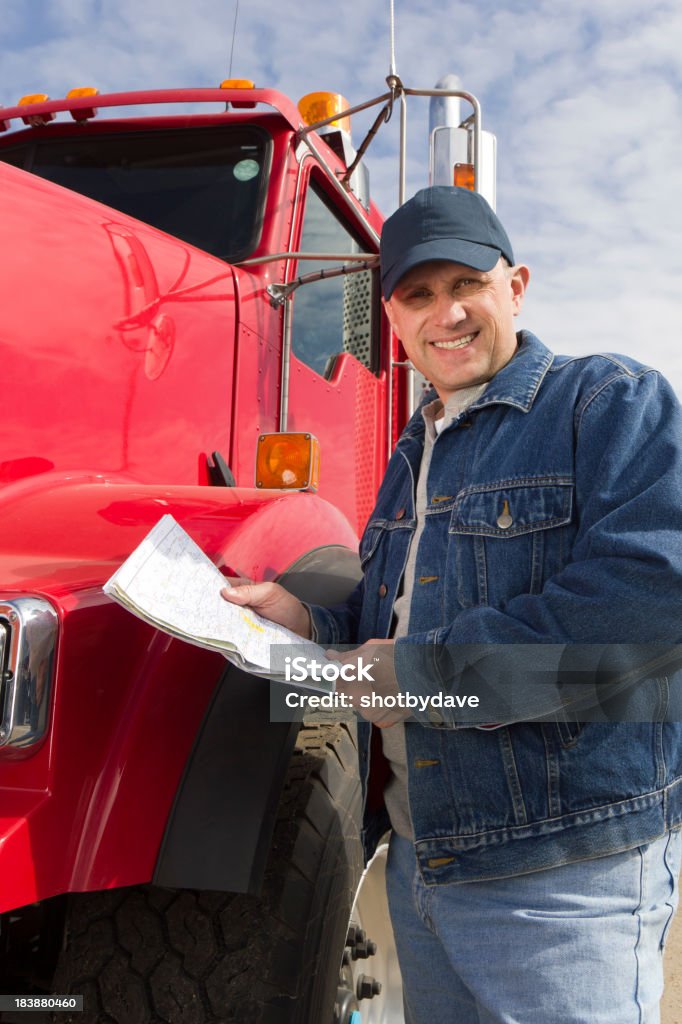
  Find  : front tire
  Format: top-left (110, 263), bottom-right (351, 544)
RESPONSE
top-left (51, 721), bottom-right (365, 1023)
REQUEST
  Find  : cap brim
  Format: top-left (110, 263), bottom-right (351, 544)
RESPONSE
top-left (382, 238), bottom-right (502, 299)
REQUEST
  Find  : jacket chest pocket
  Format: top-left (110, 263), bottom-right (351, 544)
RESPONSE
top-left (448, 479), bottom-right (575, 608)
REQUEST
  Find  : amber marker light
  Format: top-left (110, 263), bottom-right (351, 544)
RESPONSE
top-left (298, 91), bottom-right (351, 134)
top-left (256, 433), bottom-right (320, 492)
top-left (220, 79), bottom-right (256, 109)
top-left (220, 79), bottom-right (255, 90)
top-left (66, 87), bottom-right (100, 122)
top-left (18, 94), bottom-right (55, 127)
top-left (454, 162), bottom-right (475, 191)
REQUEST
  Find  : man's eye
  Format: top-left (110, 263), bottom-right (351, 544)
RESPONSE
top-left (452, 278), bottom-right (486, 296)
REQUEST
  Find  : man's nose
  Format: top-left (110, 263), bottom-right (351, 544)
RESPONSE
top-left (433, 293), bottom-right (467, 327)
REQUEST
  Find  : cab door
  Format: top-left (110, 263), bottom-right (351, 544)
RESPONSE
top-left (285, 175), bottom-right (387, 537)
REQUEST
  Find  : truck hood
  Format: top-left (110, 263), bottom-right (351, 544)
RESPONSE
top-left (0, 162), bottom-right (238, 489)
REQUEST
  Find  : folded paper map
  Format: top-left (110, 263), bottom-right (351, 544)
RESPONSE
top-left (103, 514), bottom-right (334, 690)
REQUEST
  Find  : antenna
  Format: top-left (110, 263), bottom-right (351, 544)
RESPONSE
top-left (228, 0), bottom-right (240, 80)
top-left (388, 0), bottom-right (397, 77)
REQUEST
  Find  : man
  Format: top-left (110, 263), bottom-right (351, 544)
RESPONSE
top-left (223, 186), bottom-right (682, 1023)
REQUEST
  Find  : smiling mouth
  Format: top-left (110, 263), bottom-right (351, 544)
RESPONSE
top-left (432, 332), bottom-right (477, 350)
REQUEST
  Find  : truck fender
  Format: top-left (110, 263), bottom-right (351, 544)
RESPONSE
top-left (152, 544), bottom-right (362, 894)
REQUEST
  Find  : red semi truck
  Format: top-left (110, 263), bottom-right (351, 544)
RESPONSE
top-left (0, 80), bottom-right (489, 1023)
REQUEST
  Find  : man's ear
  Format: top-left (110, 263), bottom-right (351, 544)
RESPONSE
top-left (382, 296), bottom-right (397, 333)
top-left (510, 264), bottom-right (530, 315)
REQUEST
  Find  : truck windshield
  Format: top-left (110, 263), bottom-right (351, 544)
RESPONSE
top-left (1, 125), bottom-right (270, 261)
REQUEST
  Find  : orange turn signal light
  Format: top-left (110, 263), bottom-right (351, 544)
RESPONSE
top-left (454, 162), bottom-right (475, 191)
top-left (220, 79), bottom-right (255, 90)
top-left (66, 87), bottom-right (99, 121)
top-left (19, 93), bottom-right (49, 105)
top-left (220, 78), bottom-right (256, 109)
top-left (18, 93), bottom-right (54, 127)
top-left (298, 91), bottom-right (351, 134)
top-left (256, 433), bottom-right (320, 492)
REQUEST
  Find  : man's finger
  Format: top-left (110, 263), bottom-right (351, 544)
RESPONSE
top-left (223, 575), bottom-right (252, 589)
top-left (221, 582), bottom-right (274, 604)
top-left (221, 586), bottom-right (245, 602)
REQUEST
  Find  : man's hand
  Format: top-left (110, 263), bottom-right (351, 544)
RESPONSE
top-left (330, 639), bottom-right (410, 728)
top-left (221, 579), bottom-right (312, 639)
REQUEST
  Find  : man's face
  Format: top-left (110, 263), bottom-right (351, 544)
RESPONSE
top-left (383, 258), bottom-right (530, 402)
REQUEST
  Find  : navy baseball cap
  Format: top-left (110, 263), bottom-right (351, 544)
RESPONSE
top-left (380, 186), bottom-right (515, 299)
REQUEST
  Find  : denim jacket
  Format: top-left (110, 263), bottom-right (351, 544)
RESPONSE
top-left (311, 331), bottom-right (682, 883)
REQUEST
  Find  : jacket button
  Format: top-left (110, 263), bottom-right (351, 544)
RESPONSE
top-left (378, 584), bottom-right (388, 597)
top-left (395, 507), bottom-right (406, 520)
top-left (497, 498), bottom-right (513, 529)
top-left (427, 855), bottom-right (456, 868)
top-left (427, 710), bottom-right (444, 725)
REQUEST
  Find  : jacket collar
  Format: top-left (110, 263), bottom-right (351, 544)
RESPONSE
top-left (401, 330), bottom-right (553, 439)
top-left (468, 331), bottom-right (554, 413)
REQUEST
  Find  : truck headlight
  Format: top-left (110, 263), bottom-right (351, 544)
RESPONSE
top-left (0, 598), bottom-right (58, 750)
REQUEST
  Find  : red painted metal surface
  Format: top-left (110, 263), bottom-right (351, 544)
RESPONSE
top-left (0, 88), bottom-right (307, 134)
top-left (1, 162), bottom-right (236, 488)
top-left (0, 89), bottom-right (394, 911)
top-left (0, 479), bottom-right (358, 910)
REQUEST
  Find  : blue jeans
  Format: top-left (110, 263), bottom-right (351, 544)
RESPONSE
top-left (386, 829), bottom-right (682, 1024)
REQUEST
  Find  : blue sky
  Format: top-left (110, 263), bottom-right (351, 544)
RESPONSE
top-left (2, 0), bottom-right (681, 388)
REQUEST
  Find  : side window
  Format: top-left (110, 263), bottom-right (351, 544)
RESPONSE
top-left (291, 184), bottom-right (377, 379)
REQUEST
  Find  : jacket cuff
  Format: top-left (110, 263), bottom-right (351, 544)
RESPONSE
top-left (305, 603), bottom-right (343, 646)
